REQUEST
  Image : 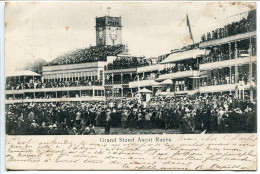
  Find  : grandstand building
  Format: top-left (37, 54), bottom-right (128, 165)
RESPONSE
top-left (5, 9), bottom-right (257, 104)
top-left (5, 14), bottom-right (126, 104)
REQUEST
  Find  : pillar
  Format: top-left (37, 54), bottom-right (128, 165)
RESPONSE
top-left (228, 43), bottom-right (231, 59)
top-left (234, 41), bottom-right (239, 98)
top-left (249, 37), bottom-right (253, 102)
top-left (121, 72), bottom-right (123, 84)
top-left (229, 66), bottom-right (232, 84)
top-left (112, 73), bottom-right (114, 85)
top-left (130, 72), bottom-right (133, 81)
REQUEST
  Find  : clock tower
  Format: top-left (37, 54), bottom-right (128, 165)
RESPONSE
top-left (95, 16), bottom-right (122, 46)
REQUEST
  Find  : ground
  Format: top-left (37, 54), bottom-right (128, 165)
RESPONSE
top-left (94, 127), bottom-right (202, 135)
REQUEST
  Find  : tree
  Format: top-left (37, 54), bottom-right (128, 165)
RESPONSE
top-left (24, 58), bottom-right (47, 75)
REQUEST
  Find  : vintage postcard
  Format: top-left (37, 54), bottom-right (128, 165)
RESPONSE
top-left (4, 1), bottom-right (257, 170)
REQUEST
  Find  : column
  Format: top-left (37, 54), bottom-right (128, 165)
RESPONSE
top-left (229, 66), bottom-right (232, 84)
top-left (234, 41), bottom-right (239, 98)
top-left (130, 72), bottom-right (133, 81)
top-left (228, 43), bottom-right (231, 59)
top-left (121, 72), bottom-right (123, 84)
top-left (249, 38), bottom-right (253, 102)
top-left (112, 73), bottom-right (114, 85)
top-left (121, 87), bottom-right (123, 97)
top-left (56, 92), bottom-right (58, 98)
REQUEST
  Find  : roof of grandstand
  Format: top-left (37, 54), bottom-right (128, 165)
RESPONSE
top-left (6, 70), bottom-right (42, 77)
top-left (45, 44), bottom-right (125, 66)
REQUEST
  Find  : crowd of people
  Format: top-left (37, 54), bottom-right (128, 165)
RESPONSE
top-left (6, 92), bottom-right (256, 135)
top-left (5, 79), bottom-right (102, 90)
top-left (45, 45), bottom-right (124, 66)
top-left (201, 10), bottom-right (256, 42)
top-left (200, 47), bottom-right (254, 64)
top-left (105, 57), bottom-right (151, 70)
top-left (200, 71), bottom-right (256, 87)
top-left (159, 60), bottom-right (198, 75)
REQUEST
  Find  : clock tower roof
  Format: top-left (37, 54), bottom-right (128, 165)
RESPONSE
top-left (95, 16), bottom-right (122, 28)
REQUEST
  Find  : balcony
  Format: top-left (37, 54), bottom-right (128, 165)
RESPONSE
top-left (156, 70), bottom-right (199, 81)
top-left (200, 56), bottom-right (256, 71)
top-left (175, 89), bottom-right (199, 95)
top-left (5, 85), bottom-right (105, 95)
top-left (129, 79), bottom-right (159, 88)
top-left (5, 96), bottom-right (106, 104)
top-left (199, 31), bottom-right (256, 48)
top-left (199, 83), bottom-right (251, 93)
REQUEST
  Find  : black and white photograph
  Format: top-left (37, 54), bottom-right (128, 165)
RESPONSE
top-left (2, 1), bottom-right (258, 171)
top-left (4, 2), bottom-right (257, 136)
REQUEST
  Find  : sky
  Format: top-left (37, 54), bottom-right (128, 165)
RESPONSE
top-left (5, 1), bottom-right (255, 72)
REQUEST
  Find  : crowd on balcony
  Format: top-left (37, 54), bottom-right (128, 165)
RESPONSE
top-left (5, 79), bottom-right (102, 90)
top-left (201, 10), bottom-right (256, 42)
top-left (105, 57), bottom-right (151, 70)
top-left (159, 60), bottom-right (198, 75)
top-left (200, 71), bottom-right (255, 87)
top-left (6, 92), bottom-right (256, 135)
top-left (45, 45), bottom-right (124, 66)
top-left (200, 47), bottom-right (254, 64)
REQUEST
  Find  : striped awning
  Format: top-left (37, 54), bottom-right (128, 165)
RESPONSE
top-left (161, 48), bottom-right (205, 64)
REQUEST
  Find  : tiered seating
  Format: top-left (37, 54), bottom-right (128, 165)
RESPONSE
top-left (46, 45), bottom-right (124, 66)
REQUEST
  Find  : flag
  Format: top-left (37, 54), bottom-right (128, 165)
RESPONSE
top-left (186, 14), bottom-right (194, 43)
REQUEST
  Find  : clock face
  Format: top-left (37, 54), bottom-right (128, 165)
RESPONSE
top-left (109, 28), bottom-right (118, 40)
top-left (98, 29), bottom-right (104, 40)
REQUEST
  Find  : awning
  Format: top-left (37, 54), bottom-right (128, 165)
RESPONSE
top-left (139, 88), bottom-right (152, 93)
top-left (161, 48), bottom-right (205, 64)
top-left (129, 79), bottom-right (160, 88)
top-left (137, 64), bottom-right (164, 73)
top-left (160, 79), bottom-right (173, 85)
top-left (6, 70), bottom-right (42, 77)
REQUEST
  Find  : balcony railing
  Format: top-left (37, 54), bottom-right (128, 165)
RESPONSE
top-left (156, 70), bottom-right (199, 81)
top-left (5, 96), bottom-right (106, 104)
top-left (199, 31), bottom-right (256, 48)
top-left (200, 56), bottom-right (256, 71)
top-left (5, 85), bottom-right (105, 95)
top-left (199, 83), bottom-right (252, 93)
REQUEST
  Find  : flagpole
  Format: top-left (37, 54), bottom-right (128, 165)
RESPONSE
top-left (186, 13), bottom-right (194, 44)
